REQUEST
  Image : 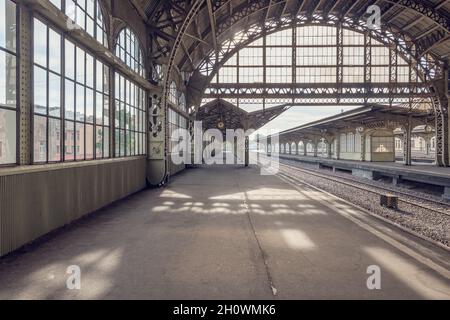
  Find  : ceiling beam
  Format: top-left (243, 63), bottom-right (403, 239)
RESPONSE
top-left (206, 0), bottom-right (219, 59)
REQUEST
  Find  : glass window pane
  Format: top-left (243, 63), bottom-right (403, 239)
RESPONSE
top-left (95, 92), bottom-right (103, 124)
top-left (76, 84), bottom-right (85, 121)
top-left (65, 120), bottom-right (75, 161)
top-left (65, 79), bottom-right (75, 120)
top-left (48, 73), bottom-right (61, 117)
top-left (66, 0), bottom-right (76, 21)
top-left (0, 0), bottom-right (16, 53)
top-left (96, 61), bottom-right (103, 92)
top-left (86, 53), bottom-right (94, 88)
top-left (34, 66), bottom-right (47, 115)
top-left (33, 115), bottom-right (47, 162)
top-left (0, 108), bottom-right (16, 164)
top-left (86, 88), bottom-right (94, 123)
top-left (86, 17), bottom-right (94, 37)
top-left (95, 125), bottom-right (103, 158)
top-left (103, 65), bottom-right (109, 93)
top-left (120, 130), bottom-right (125, 157)
top-left (85, 124), bottom-right (94, 159)
top-left (103, 127), bottom-right (109, 158)
top-left (76, 122), bottom-right (85, 160)
top-left (0, 50), bottom-right (16, 108)
top-left (33, 19), bottom-right (47, 67)
top-left (49, 118), bottom-right (61, 162)
top-left (65, 40), bottom-right (75, 80)
top-left (48, 28), bottom-right (61, 73)
top-left (49, 0), bottom-right (61, 9)
top-left (76, 6), bottom-right (86, 29)
top-left (103, 95), bottom-right (109, 125)
top-left (76, 47), bottom-right (85, 84)
top-left (87, 0), bottom-right (95, 17)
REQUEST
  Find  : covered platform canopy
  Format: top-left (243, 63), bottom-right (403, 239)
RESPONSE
top-left (266, 105), bottom-right (435, 165)
top-left (196, 98), bottom-right (289, 133)
top-left (274, 105), bottom-right (434, 141)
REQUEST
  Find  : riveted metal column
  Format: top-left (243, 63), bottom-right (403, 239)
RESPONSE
top-left (313, 140), bottom-right (318, 158)
top-left (336, 23), bottom-right (343, 104)
top-left (364, 31), bottom-right (371, 105)
top-left (360, 134), bottom-right (366, 162)
top-left (18, 4), bottom-right (32, 165)
top-left (389, 43), bottom-right (398, 107)
top-left (335, 135), bottom-right (341, 160)
top-left (403, 116), bottom-right (412, 166)
top-left (327, 141), bottom-right (332, 159)
top-left (245, 136), bottom-right (249, 167)
top-left (433, 68), bottom-right (449, 167)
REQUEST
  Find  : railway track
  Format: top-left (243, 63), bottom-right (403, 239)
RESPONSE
top-left (275, 160), bottom-right (450, 218)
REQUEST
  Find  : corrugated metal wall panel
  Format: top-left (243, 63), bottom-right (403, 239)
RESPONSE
top-left (0, 158), bottom-right (146, 257)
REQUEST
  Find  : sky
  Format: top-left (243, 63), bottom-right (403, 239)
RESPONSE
top-left (253, 105), bottom-right (361, 137)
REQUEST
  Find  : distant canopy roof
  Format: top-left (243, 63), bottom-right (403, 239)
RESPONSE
top-left (271, 104), bottom-right (435, 140)
top-left (196, 99), bottom-right (289, 133)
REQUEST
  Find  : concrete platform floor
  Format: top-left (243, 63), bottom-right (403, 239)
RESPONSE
top-left (0, 164), bottom-right (449, 300)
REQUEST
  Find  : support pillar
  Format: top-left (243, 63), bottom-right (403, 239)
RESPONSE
top-left (245, 136), bottom-right (249, 167)
top-left (403, 117), bottom-right (412, 166)
top-left (433, 67), bottom-right (449, 167)
top-left (327, 141), bottom-right (332, 159)
top-left (335, 137), bottom-right (341, 160)
top-left (18, 4), bottom-right (32, 165)
top-left (303, 142), bottom-right (307, 156)
top-left (425, 137), bottom-right (431, 156)
top-left (313, 142), bottom-right (318, 158)
top-left (360, 134), bottom-right (366, 162)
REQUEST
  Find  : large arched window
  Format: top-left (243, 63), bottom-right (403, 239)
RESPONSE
top-left (32, 16), bottom-right (110, 163)
top-left (49, 0), bottom-right (108, 48)
top-left (115, 27), bottom-right (145, 77)
top-left (0, 0), bottom-right (17, 165)
top-left (113, 26), bottom-right (146, 158)
top-left (203, 25), bottom-right (428, 112)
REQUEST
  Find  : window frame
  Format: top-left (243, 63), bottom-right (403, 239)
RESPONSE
top-left (114, 27), bottom-right (145, 78)
top-left (113, 71), bottom-right (147, 158)
top-left (49, 0), bottom-right (108, 48)
top-left (31, 14), bottom-right (111, 164)
top-left (0, 0), bottom-right (19, 167)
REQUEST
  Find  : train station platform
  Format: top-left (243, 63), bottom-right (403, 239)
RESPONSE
top-left (0, 164), bottom-right (449, 299)
top-left (278, 154), bottom-right (450, 200)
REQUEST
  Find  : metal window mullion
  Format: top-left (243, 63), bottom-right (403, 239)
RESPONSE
top-left (17, 3), bottom-right (31, 166)
top-left (336, 24), bottom-right (343, 104)
top-left (94, 58), bottom-right (98, 159)
top-left (46, 24), bottom-right (49, 163)
top-left (60, 24), bottom-right (65, 163)
top-left (409, 59), bottom-right (414, 110)
top-left (110, 69), bottom-right (116, 159)
top-left (83, 49), bottom-right (87, 161)
top-left (389, 44), bottom-right (398, 107)
top-left (292, 23), bottom-right (297, 105)
top-left (263, 32), bottom-right (266, 86)
top-left (364, 32), bottom-right (371, 104)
